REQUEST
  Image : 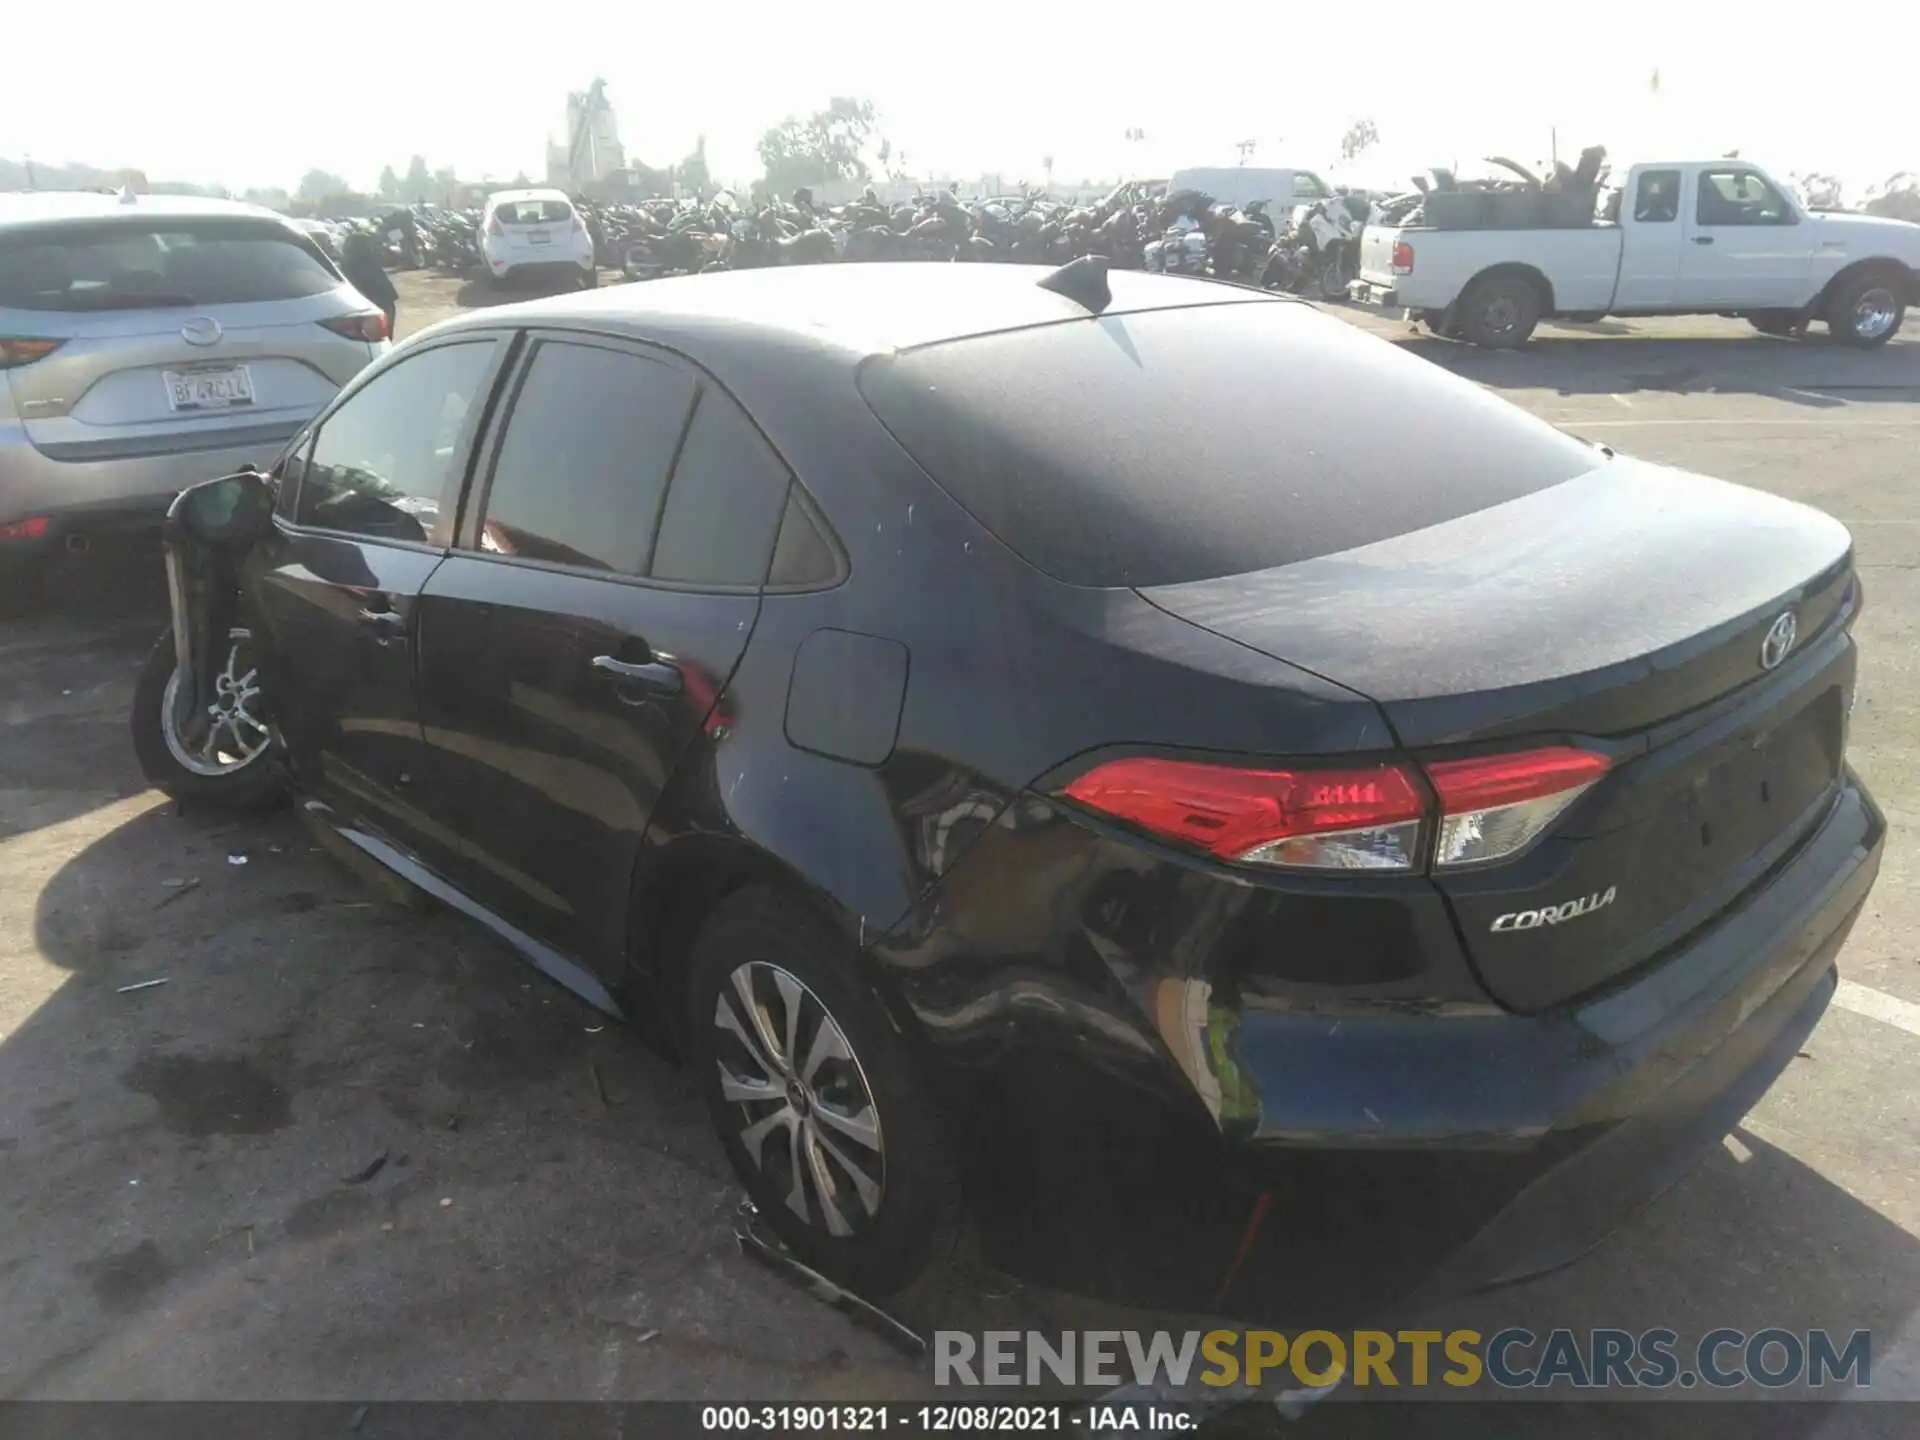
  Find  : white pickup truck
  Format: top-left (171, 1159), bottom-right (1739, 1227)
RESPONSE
top-left (1350, 158), bottom-right (1920, 348)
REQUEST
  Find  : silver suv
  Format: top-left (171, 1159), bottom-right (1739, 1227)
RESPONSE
top-left (0, 191), bottom-right (390, 609)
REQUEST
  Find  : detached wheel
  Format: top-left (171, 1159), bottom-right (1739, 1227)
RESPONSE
top-left (1459, 274), bottom-right (1542, 347)
top-left (687, 888), bottom-right (947, 1294)
top-left (131, 627), bottom-right (285, 812)
top-left (1825, 271), bottom-right (1905, 348)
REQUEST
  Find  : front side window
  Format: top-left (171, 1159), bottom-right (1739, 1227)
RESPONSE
top-left (474, 340), bottom-right (696, 575)
top-left (295, 341), bottom-right (496, 544)
top-left (1696, 170), bottom-right (1792, 226)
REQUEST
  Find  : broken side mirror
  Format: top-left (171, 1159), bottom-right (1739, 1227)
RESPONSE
top-left (166, 468), bottom-right (274, 551)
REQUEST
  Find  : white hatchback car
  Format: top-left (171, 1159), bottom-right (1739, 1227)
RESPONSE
top-left (480, 189), bottom-right (597, 290)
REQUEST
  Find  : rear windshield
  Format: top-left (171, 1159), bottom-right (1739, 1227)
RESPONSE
top-left (858, 301), bottom-right (1603, 588)
top-left (493, 199), bottom-right (574, 225)
top-left (0, 219), bottom-right (339, 313)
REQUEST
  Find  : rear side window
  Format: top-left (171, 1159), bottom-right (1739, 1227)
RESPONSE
top-left (768, 492), bottom-right (840, 587)
top-left (0, 220), bottom-right (339, 312)
top-left (475, 340), bottom-right (696, 575)
top-left (650, 388), bottom-right (792, 586)
top-left (859, 301), bottom-right (1602, 588)
top-left (1292, 173), bottom-right (1330, 200)
top-left (298, 341), bottom-right (496, 544)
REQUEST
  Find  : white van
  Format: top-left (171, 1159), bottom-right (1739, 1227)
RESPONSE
top-left (1165, 167), bottom-right (1335, 214)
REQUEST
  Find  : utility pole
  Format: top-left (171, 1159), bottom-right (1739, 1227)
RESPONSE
top-left (1236, 138), bottom-right (1257, 167)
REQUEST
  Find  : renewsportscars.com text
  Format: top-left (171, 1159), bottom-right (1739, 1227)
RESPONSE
top-left (934, 1328), bottom-right (1872, 1391)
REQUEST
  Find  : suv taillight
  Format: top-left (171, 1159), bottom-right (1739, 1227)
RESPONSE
top-left (0, 338), bottom-right (65, 369)
top-left (320, 312), bottom-right (391, 343)
top-left (487, 213), bottom-right (505, 237)
top-left (1391, 241), bottom-right (1414, 274)
top-left (1061, 745), bottom-right (1610, 874)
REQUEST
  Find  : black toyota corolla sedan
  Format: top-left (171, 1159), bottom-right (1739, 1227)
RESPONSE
top-left (133, 262), bottom-right (1883, 1317)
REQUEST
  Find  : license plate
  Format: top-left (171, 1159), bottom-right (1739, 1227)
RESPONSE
top-left (528, 230), bottom-right (551, 245)
top-left (164, 365), bottom-right (254, 412)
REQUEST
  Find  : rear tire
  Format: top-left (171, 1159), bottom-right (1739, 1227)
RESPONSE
top-left (686, 887), bottom-right (948, 1294)
top-left (580, 265), bottom-right (599, 290)
top-left (1824, 271), bottom-right (1906, 348)
top-left (131, 628), bottom-right (286, 813)
top-left (1459, 274), bottom-right (1542, 347)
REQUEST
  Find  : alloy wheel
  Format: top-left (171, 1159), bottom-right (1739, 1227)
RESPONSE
top-left (712, 961), bottom-right (885, 1238)
top-left (161, 629), bottom-right (271, 777)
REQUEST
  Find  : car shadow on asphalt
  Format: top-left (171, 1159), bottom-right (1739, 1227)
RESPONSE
top-left (11, 784), bottom-right (1920, 1410)
top-left (1, 554), bottom-right (167, 842)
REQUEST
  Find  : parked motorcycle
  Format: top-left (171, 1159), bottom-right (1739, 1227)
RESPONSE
top-left (1283, 193), bottom-right (1373, 300)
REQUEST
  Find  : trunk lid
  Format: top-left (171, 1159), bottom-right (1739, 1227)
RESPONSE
top-left (1141, 459), bottom-right (1858, 1011)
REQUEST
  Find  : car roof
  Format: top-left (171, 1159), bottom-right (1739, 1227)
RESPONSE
top-left (0, 191), bottom-right (295, 234)
top-left (423, 262), bottom-right (1284, 360)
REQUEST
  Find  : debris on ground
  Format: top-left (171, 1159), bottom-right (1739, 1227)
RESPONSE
top-left (439, 1197), bottom-right (453, 1208)
top-left (590, 1063), bottom-right (611, 1107)
top-left (228, 854), bottom-right (249, 866)
top-left (341, 1151), bottom-right (389, 1186)
top-left (154, 877), bottom-right (201, 909)
top-left (115, 977), bottom-right (170, 994)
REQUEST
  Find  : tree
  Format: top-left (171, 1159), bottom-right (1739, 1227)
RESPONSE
top-left (1790, 172), bottom-right (1844, 210)
top-left (1340, 118), bottom-right (1380, 163)
top-left (757, 97), bottom-right (883, 196)
top-left (678, 135), bottom-right (710, 193)
top-left (403, 154), bottom-right (431, 201)
top-left (1864, 172), bottom-right (1920, 223)
top-left (297, 169), bottom-right (350, 201)
top-left (378, 165), bottom-right (401, 199)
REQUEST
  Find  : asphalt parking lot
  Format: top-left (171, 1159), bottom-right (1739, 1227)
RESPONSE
top-left (2, 273), bottom-right (1917, 1431)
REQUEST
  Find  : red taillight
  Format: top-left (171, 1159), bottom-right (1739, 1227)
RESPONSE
top-left (321, 312), bottom-right (390, 343)
top-left (1391, 241), bottom-right (1414, 275)
top-left (1062, 757), bottom-right (1426, 872)
top-left (1424, 746), bottom-right (1610, 869)
top-left (487, 213), bottom-right (505, 237)
top-left (1060, 744), bottom-right (1610, 874)
top-left (571, 214), bottom-right (586, 235)
top-left (0, 515), bottom-right (52, 542)
top-left (0, 338), bottom-right (65, 369)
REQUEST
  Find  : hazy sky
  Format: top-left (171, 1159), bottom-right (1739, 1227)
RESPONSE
top-left (7, 3), bottom-right (1916, 194)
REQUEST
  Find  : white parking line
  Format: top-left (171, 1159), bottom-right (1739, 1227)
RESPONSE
top-left (1833, 979), bottom-right (1920, 1038)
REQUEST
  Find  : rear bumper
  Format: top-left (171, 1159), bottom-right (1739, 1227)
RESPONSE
top-left (942, 774), bottom-right (1882, 1318)
top-left (1, 419), bottom-right (304, 553)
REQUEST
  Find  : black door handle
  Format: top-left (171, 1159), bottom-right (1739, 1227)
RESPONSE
top-left (591, 653), bottom-right (683, 696)
top-left (1692, 235), bottom-right (1715, 245)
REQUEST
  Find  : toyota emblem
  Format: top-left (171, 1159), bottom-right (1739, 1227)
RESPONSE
top-left (180, 316), bottom-right (223, 347)
top-left (1760, 611), bottom-right (1797, 671)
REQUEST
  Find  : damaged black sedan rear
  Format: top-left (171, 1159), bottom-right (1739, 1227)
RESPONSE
top-left (132, 262), bottom-right (1883, 1318)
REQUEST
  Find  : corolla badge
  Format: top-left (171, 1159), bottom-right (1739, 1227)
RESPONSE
top-left (1491, 886), bottom-right (1617, 933)
top-left (180, 316), bottom-right (223, 347)
top-left (1760, 611), bottom-right (1797, 671)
